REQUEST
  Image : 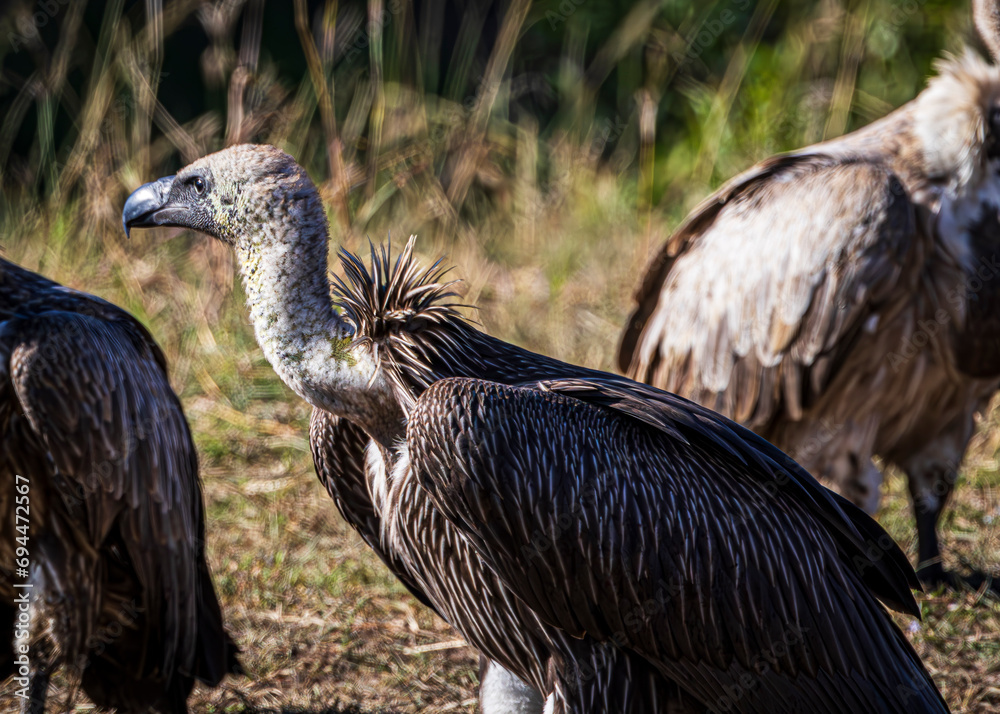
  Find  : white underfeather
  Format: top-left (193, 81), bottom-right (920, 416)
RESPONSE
top-left (383, 442), bottom-right (413, 548)
top-left (479, 661), bottom-right (546, 714)
top-left (542, 693), bottom-right (556, 714)
top-left (366, 439), bottom-right (389, 518)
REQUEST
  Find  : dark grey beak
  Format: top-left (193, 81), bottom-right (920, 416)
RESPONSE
top-left (122, 175), bottom-right (176, 238)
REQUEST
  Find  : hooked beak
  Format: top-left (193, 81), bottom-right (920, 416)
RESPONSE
top-left (122, 175), bottom-right (179, 238)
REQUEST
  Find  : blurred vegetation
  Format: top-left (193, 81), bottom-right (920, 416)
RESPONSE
top-left (1, 0), bottom-right (999, 711)
top-left (0, 0), bottom-right (975, 229)
top-left (0, 0), bottom-right (980, 362)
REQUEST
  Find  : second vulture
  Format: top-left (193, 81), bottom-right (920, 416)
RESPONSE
top-left (619, 0), bottom-right (1000, 594)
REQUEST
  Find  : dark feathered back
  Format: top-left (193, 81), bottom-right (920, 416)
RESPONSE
top-left (331, 240), bottom-right (926, 616)
top-left (0, 258), bottom-right (238, 711)
top-left (330, 240), bottom-right (946, 712)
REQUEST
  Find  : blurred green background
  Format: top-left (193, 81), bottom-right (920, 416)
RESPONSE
top-left (1, 1), bottom-right (999, 712)
top-left (0, 0), bottom-right (973, 224)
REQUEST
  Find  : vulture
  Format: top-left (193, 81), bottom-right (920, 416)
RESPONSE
top-left (619, 0), bottom-right (1000, 594)
top-left (123, 143), bottom-right (949, 713)
top-left (0, 258), bottom-right (238, 712)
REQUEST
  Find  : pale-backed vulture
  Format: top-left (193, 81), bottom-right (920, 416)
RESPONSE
top-left (619, 0), bottom-right (1000, 594)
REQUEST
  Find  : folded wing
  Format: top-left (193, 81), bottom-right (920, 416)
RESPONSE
top-left (407, 376), bottom-right (948, 713)
top-left (3, 310), bottom-right (230, 685)
top-left (619, 155), bottom-right (926, 429)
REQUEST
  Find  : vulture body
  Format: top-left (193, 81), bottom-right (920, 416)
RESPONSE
top-left (0, 259), bottom-right (237, 712)
top-left (619, 0), bottom-right (1000, 592)
top-left (124, 144), bottom-right (949, 712)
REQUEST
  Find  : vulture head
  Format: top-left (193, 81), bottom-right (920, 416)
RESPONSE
top-left (122, 144), bottom-right (326, 251)
top-left (909, 0), bottom-right (1000, 205)
top-left (123, 144), bottom-right (400, 436)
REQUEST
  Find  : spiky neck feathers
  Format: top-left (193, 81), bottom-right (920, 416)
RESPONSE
top-left (334, 240), bottom-right (468, 407)
top-left (333, 238), bottom-right (592, 410)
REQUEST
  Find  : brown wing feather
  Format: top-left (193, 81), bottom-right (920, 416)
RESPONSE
top-left (408, 376), bottom-right (948, 713)
top-left (619, 154), bottom-right (925, 431)
top-left (4, 310), bottom-right (223, 684)
top-left (309, 408), bottom-right (439, 613)
top-left (618, 153), bottom-right (810, 374)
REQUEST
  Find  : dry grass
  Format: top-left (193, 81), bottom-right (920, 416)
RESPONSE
top-left (1, 0), bottom-right (999, 711)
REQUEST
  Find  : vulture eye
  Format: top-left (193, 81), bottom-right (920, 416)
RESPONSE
top-left (192, 177), bottom-right (207, 195)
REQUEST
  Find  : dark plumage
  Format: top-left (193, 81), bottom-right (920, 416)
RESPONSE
top-left (123, 145), bottom-right (949, 712)
top-left (0, 258), bottom-right (238, 713)
top-left (340, 242), bottom-right (947, 713)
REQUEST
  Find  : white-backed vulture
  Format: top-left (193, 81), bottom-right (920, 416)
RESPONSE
top-left (619, 0), bottom-right (1000, 594)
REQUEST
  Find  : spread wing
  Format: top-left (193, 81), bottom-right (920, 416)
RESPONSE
top-left (1, 310), bottom-right (222, 683)
top-left (619, 154), bottom-right (926, 429)
top-left (309, 408), bottom-right (438, 613)
top-left (407, 375), bottom-right (948, 714)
